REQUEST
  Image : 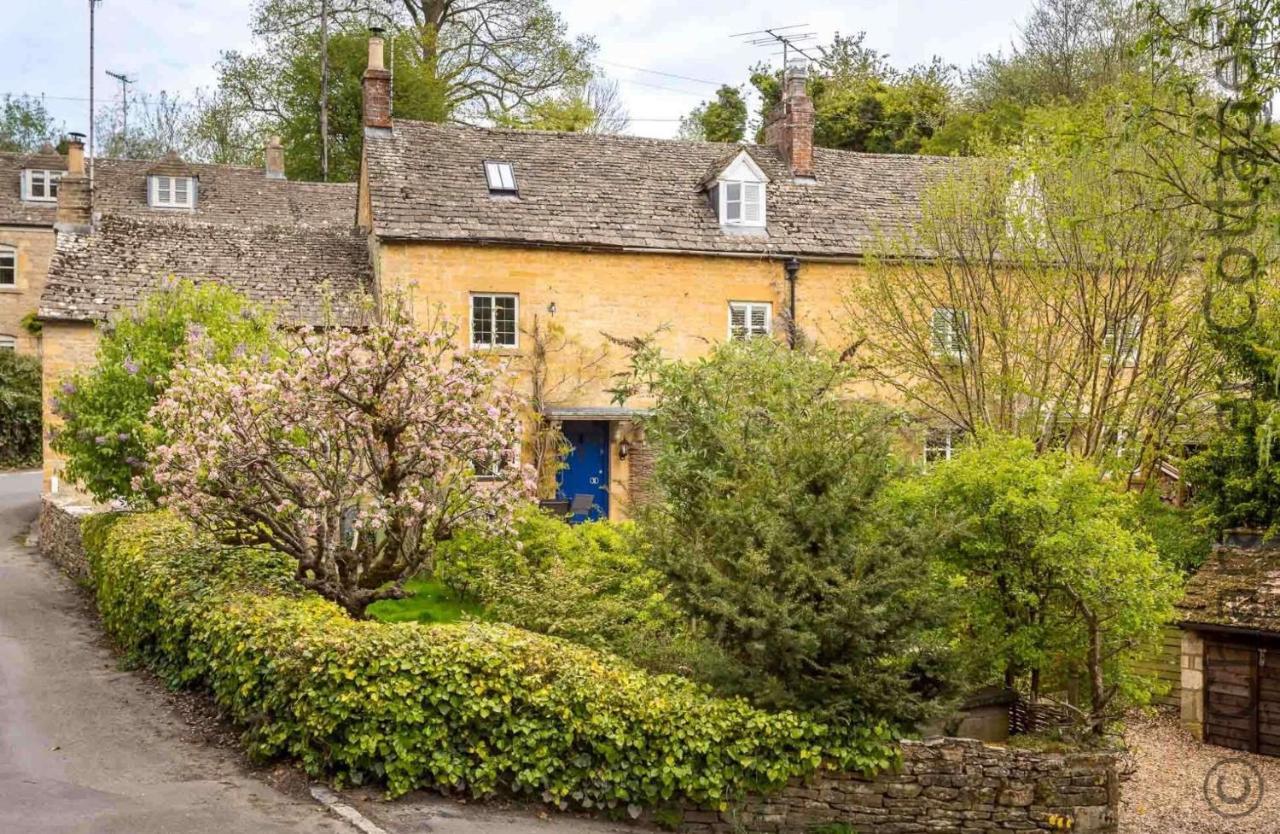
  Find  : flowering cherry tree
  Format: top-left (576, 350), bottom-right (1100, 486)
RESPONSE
top-left (150, 302), bottom-right (535, 616)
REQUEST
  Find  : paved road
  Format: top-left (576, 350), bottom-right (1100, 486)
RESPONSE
top-left (0, 472), bottom-right (347, 834)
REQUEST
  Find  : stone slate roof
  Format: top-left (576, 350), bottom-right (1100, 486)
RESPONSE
top-left (1177, 545), bottom-right (1280, 633)
top-left (92, 158), bottom-right (356, 228)
top-left (40, 215), bottom-right (372, 325)
top-left (1, 151), bottom-right (357, 229)
top-left (363, 120), bottom-right (969, 258)
top-left (0, 150), bottom-right (64, 227)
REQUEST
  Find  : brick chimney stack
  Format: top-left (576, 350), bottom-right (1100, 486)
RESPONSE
top-left (56, 133), bottom-right (92, 230)
top-left (764, 61), bottom-right (815, 179)
top-left (362, 29), bottom-right (392, 130)
top-left (265, 135), bottom-right (286, 180)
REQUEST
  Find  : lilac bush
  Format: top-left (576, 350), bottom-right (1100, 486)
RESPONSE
top-left (150, 301), bottom-right (534, 616)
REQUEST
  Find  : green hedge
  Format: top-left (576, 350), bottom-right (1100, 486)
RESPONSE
top-left (84, 512), bottom-right (898, 806)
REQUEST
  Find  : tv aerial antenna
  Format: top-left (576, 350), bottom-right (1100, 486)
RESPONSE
top-left (732, 24), bottom-right (819, 69)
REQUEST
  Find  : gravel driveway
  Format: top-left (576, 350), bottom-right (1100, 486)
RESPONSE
top-left (1122, 711), bottom-right (1280, 833)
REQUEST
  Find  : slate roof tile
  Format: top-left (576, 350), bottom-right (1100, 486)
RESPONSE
top-left (1177, 545), bottom-right (1280, 633)
top-left (364, 120), bottom-right (969, 258)
top-left (40, 215), bottom-right (372, 325)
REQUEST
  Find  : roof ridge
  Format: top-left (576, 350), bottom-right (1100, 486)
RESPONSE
top-left (387, 117), bottom-right (750, 151)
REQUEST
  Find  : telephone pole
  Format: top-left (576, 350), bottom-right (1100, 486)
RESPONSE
top-left (106, 70), bottom-right (135, 154)
top-left (88, 0), bottom-right (103, 186)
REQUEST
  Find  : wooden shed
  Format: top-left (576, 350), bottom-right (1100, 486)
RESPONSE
top-left (1177, 543), bottom-right (1280, 754)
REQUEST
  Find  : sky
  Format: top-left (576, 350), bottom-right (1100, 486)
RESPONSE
top-left (1, 0), bottom-right (1038, 142)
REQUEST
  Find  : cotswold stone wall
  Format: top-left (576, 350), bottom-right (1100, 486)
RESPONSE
top-left (39, 496), bottom-right (96, 582)
top-left (677, 737), bottom-right (1119, 834)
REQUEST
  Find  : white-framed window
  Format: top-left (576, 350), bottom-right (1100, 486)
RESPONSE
top-left (0, 246), bottom-right (14, 287)
top-left (930, 307), bottom-right (969, 362)
top-left (471, 293), bottom-right (518, 348)
top-left (729, 301), bottom-right (772, 340)
top-left (22, 169), bottom-right (61, 202)
top-left (924, 428), bottom-right (956, 466)
top-left (148, 175), bottom-right (196, 208)
top-left (720, 181), bottom-right (765, 227)
top-left (0, 335), bottom-right (15, 351)
top-left (1103, 317), bottom-right (1142, 366)
top-left (483, 161), bottom-right (517, 194)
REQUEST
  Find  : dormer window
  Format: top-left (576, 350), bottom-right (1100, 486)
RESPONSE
top-left (484, 161), bottom-right (517, 194)
top-left (149, 175), bottom-right (196, 209)
top-left (705, 149), bottom-right (768, 230)
top-left (22, 169), bottom-right (60, 202)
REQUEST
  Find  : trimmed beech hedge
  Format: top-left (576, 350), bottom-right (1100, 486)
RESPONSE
top-left (84, 512), bottom-right (898, 806)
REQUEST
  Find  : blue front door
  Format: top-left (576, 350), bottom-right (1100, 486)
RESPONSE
top-left (557, 421), bottom-right (609, 522)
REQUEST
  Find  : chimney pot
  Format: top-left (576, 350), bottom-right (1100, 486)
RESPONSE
top-left (362, 31), bottom-right (392, 130)
top-left (265, 135), bottom-right (286, 180)
top-left (65, 134), bottom-right (85, 176)
top-left (367, 30), bottom-right (386, 72)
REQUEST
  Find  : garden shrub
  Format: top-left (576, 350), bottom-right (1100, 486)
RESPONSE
top-left (0, 349), bottom-right (42, 469)
top-left (86, 511), bottom-right (899, 805)
top-left (614, 337), bottom-right (963, 727)
top-left (889, 435), bottom-right (1181, 735)
top-left (52, 280), bottom-right (277, 504)
top-left (439, 506), bottom-right (745, 690)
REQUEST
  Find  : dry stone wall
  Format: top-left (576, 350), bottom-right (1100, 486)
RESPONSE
top-left (676, 737), bottom-right (1119, 834)
top-left (39, 496), bottom-right (96, 582)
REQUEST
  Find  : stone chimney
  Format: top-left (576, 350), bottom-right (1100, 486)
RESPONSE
top-left (265, 135), bottom-right (286, 180)
top-left (56, 133), bottom-right (92, 230)
top-left (362, 29), bottom-right (392, 130)
top-left (764, 61), bottom-right (815, 179)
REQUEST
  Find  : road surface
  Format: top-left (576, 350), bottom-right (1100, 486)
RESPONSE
top-left (0, 471), bottom-right (347, 834)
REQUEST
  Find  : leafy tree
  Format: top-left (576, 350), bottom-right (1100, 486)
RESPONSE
top-left (948, 0), bottom-right (1142, 151)
top-left (1183, 282), bottom-right (1280, 536)
top-left (150, 297), bottom-right (534, 616)
top-left (386, 0), bottom-right (596, 120)
top-left (495, 77), bottom-right (629, 134)
top-left (678, 85), bottom-right (748, 143)
top-left (0, 95), bottom-right (61, 154)
top-left (51, 282), bottom-right (278, 504)
top-left (0, 351), bottom-right (42, 469)
top-left (1139, 1), bottom-right (1280, 536)
top-left (615, 337), bottom-right (963, 727)
top-left (210, 0), bottom-right (596, 181)
top-left (215, 27), bottom-right (446, 182)
top-left (1134, 487), bottom-right (1212, 575)
top-left (891, 435), bottom-right (1180, 735)
top-left (749, 34), bottom-right (959, 154)
top-left (853, 90), bottom-right (1215, 480)
top-left (97, 91), bottom-right (199, 160)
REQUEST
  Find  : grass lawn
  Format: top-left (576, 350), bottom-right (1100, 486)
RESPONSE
top-left (366, 577), bottom-right (486, 625)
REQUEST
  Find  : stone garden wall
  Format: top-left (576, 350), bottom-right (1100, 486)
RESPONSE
top-left (39, 496), bottom-right (96, 582)
top-left (676, 737), bottom-right (1119, 834)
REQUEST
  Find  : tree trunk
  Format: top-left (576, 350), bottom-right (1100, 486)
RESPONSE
top-left (1086, 613), bottom-right (1106, 736)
